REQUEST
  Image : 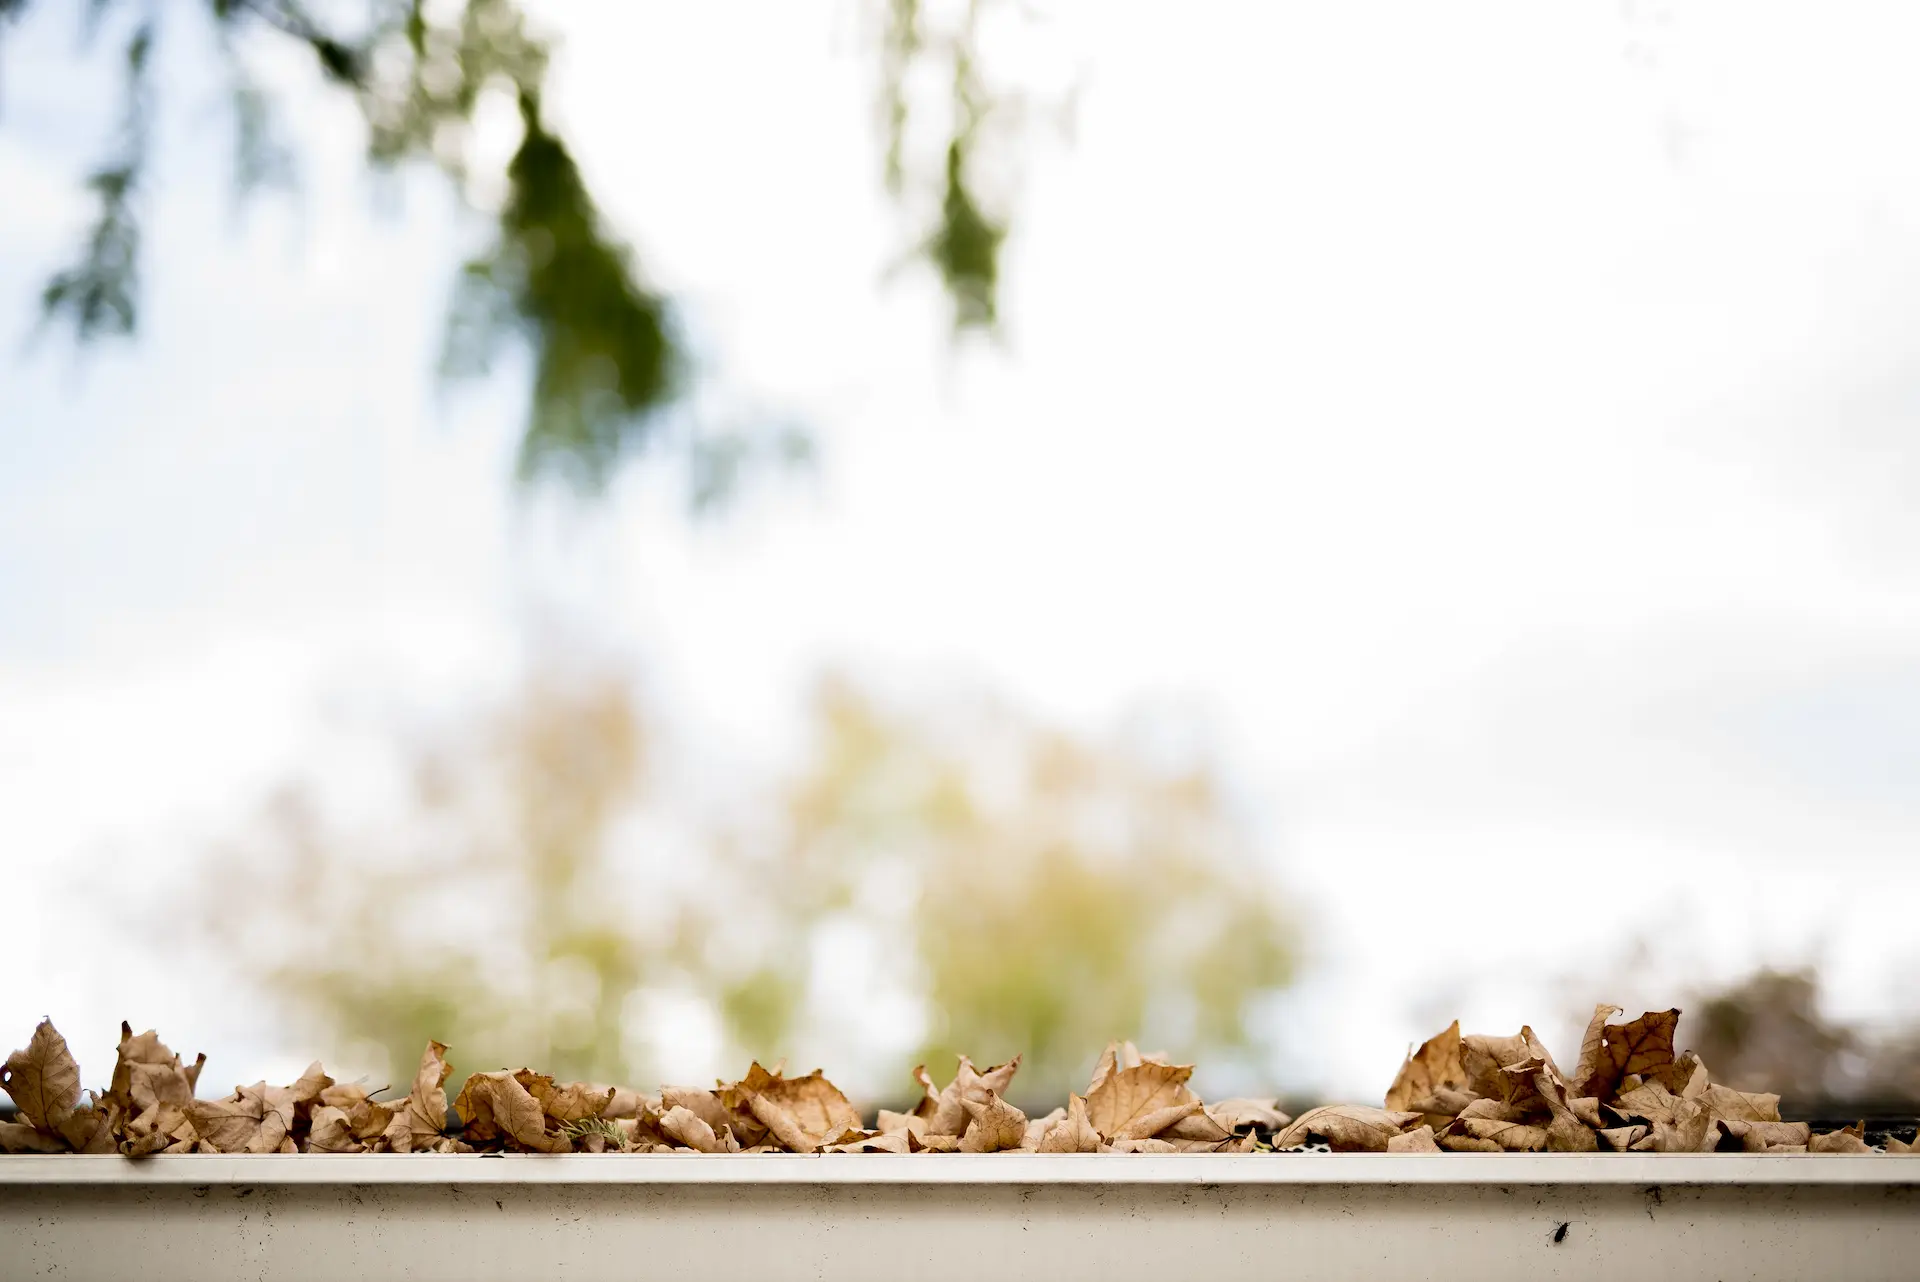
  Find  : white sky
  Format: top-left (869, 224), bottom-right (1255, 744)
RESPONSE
top-left (5, 0), bottom-right (1920, 1099)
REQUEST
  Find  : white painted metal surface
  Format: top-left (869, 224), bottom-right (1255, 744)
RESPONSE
top-left (3, 1155), bottom-right (1915, 1281)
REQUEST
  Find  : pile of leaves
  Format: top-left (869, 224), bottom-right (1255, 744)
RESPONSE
top-left (1279, 1005), bottom-right (1914, 1155)
top-left (0, 1021), bottom-right (1281, 1157)
top-left (1, 1009), bottom-right (1912, 1156)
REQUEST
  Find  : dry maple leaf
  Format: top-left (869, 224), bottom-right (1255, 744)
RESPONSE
top-left (394, 1041), bottom-right (452, 1150)
top-left (1038, 1093), bottom-right (1102, 1153)
top-left (1721, 1119), bottom-right (1809, 1152)
top-left (305, 1105), bottom-right (365, 1154)
top-left (318, 1083), bottom-right (397, 1142)
top-left (659, 1105), bottom-right (725, 1153)
top-left (1, 1119), bottom-right (71, 1152)
top-left (1570, 1007), bottom-right (1681, 1101)
top-left (2, 1020), bottom-right (82, 1136)
top-left (914, 1055), bottom-right (1022, 1139)
top-left (1885, 1132), bottom-right (1918, 1156)
top-left (1021, 1107), bottom-right (1066, 1150)
top-left (876, 1109), bottom-right (926, 1138)
top-left (1275, 1105), bottom-right (1420, 1152)
top-left (1085, 1060), bottom-right (1196, 1142)
top-left (831, 1132), bottom-right (911, 1153)
top-left (959, 1089), bottom-right (1028, 1153)
top-left (1385, 1021), bottom-right (1469, 1113)
top-left (1108, 1137), bottom-right (1177, 1153)
top-left (453, 1071), bottom-right (567, 1152)
top-left (1387, 1124), bottom-right (1441, 1153)
top-left (1700, 1082), bottom-right (1780, 1123)
top-left (1808, 1122), bottom-right (1871, 1155)
top-left (1597, 1124), bottom-right (1648, 1151)
top-left (1449, 1115), bottom-right (1549, 1152)
top-left (1208, 1098), bottom-right (1290, 1131)
top-left (721, 1063), bottom-right (862, 1153)
top-left (1160, 1108), bottom-right (1236, 1152)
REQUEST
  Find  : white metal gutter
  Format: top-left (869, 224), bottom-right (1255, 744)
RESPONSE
top-left (3, 1154), bottom-right (1915, 1281)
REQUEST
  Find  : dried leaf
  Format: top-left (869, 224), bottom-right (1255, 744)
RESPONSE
top-left (959, 1089), bottom-right (1028, 1153)
top-left (1085, 1061), bottom-right (1196, 1142)
top-left (1598, 1124), bottom-right (1648, 1151)
top-left (397, 1041), bottom-right (452, 1149)
top-left (1450, 1116), bottom-right (1550, 1152)
top-left (1109, 1137), bottom-right (1178, 1153)
top-left (0, 1119), bottom-right (68, 1153)
top-left (541, 1081), bottom-right (616, 1126)
top-left (453, 1070), bottom-right (567, 1152)
top-left (1038, 1093), bottom-right (1102, 1153)
top-left (1113, 1098), bottom-right (1204, 1142)
top-left (1385, 1021), bottom-right (1469, 1112)
top-left (723, 1063), bottom-right (861, 1153)
top-left (875, 1109), bottom-right (925, 1138)
top-left (1571, 1008), bottom-right (1680, 1101)
top-left (1275, 1105), bottom-right (1421, 1152)
top-left (659, 1105), bottom-right (723, 1153)
top-left (1701, 1083), bottom-right (1780, 1123)
top-left (831, 1132), bottom-right (910, 1153)
top-left (1723, 1119), bottom-right (1809, 1152)
top-left (1809, 1122), bottom-right (1870, 1155)
top-left (909, 1132), bottom-right (959, 1152)
top-left (1387, 1124), bottom-right (1441, 1153)
top-left (2, 1020), bottom-right (81, 1135)
top-left (1021, 1107), bottom-right (1066, 1150)
top-left (187, 1090), bottom-right (267, 1153)
top-left (57, 1108), bottom-right (116, 1154)
top-left (1207, 1098), bottom-right (1290, 1131)
top-left (319, 1083), bottom-right (397, 1142)
top-left (916, 1056), bottom-right (1022, 1138)
top-left (306, 1105), bottom-right (365, 1153)
top-left (1884, 1132), bottom-right (1919, 1155)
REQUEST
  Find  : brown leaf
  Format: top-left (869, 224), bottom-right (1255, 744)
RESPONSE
top-left (1109, 1137), bottom-right (1178, 1153)
top-left (598, 1086), bottom-right (650, 1120)
top-left (1809, 1122), bottom-right (1871, 1155)
top-left (1460, 1031), bottom-right (1534, 1103)
top-left (453, 1071), bottom-right (567, 1152)
top-left (1885, 1132), bottom-right (1918, 1155)
top-left (187, 1090), bottom-right (268, 1153)
top-left (1385, 1021), bottom-right (1469, 1112)
top-left (1387, 1124), bottom-right (1441, 1153)
top-left (1207, 1098), bottom-right (1290, 1131)
top-left (0, 1119), bottom-right (68, 1153)
top-left (123, 1102), bottom-right (197, 1157)
top-left (397, 1041), bottom-right (452, 1149)
top-left (915, 1056), bottom-right (1022, 1139)
top-left (1611, 1080), bottom-right (1684, 1125)
top-left (1724, 1119), bottom-right (1809, 1152)
top-left (659, 1105), bottom-right (724, 1153)
top-left (958, 1089), bottom-right (1028, 1153)
top-left (1632, 1096), bottom-right (1714, 1153)
top-left (306, 1105), bottom-right (366, 1153)
top-left (318, 1083), bottom-right (396, 1142)
top-left (1570, 1008), bottom-right (1680, 1101)
top-left (661, 1086), bottom-right (752, 1144)
top-left (1568, 1097), bottom-right (1606, 1129)
top-left (909, 1132), bottom-right (960, 1152)
top-left (2, 1020), bottom-right (82, 1135)
top-left (1162, 1107), bottom-right (1234, 1150)
top-left (540, 1081), bottom-right (616, 1126)
top-left (1021, 1107), bottom-right (1066, 1150)
top-left (1598, 1124), bottom-right (1648, 1151)
top-left (1085, 1061), bottom-right (1196, 1142)
top-left (831, 1132), bottom-right (911, 1153)
top-left (1275, 1105), bottom-right (1421, 1152)
top-left (875, 1109), bottom-right (926, 1138)
top-left (105, 1024), bottom-right (200, 1136)
top-left (1449, 1116), bottom-right (1550, 1152)
top-left (1700, 1083), bottom-right (1780, 1123)
top-left (722, 1063), bottom-right (862, 1153)
top-left (1437, 1133), bottom-right (1503, 1152)
top-left (1038, 1093), bottom-right (1102, 1153)
top-left (57, 1108), bottom-right (116, 1154)
top-left (1113, 1098), bottom-right (1204, 1142)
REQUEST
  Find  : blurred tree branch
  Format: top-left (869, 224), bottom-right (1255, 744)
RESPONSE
top-left (4, 0), bottom-right (1057, 489)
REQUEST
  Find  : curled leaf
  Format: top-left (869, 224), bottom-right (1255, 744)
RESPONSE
top-left (1038, 1093), bottom-right (1102, 1153)
top-left (1387, 1124), bottom-right (1441, 1153)
top-left (1385, 1021), bottom-right (1468, 1113)
top-left (958, 1089), bottom-right (1028, 1153)
top-left (1275, 1105), bottom-right (1421, 1152)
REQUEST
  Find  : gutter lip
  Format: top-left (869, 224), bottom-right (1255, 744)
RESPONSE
top-left (1, 1153), bottom-right (1915, 1187)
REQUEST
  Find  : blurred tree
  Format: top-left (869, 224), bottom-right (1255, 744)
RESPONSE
top-left (2, 0), bottom-right (1039, 488)
top-left (1687, 967), bottom-right (1919, 1113)
top-left (188, 670), bottom-right (1294, 1102)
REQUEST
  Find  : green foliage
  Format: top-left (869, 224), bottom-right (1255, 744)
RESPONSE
top-left (10, 0), bottom-right (1057, 486)
top-left (187, 670), bottom-right (1295, 1102)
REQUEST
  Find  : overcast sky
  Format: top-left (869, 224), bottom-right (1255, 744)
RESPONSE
top-left (5, 0), bottom-right (1920, 1098)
